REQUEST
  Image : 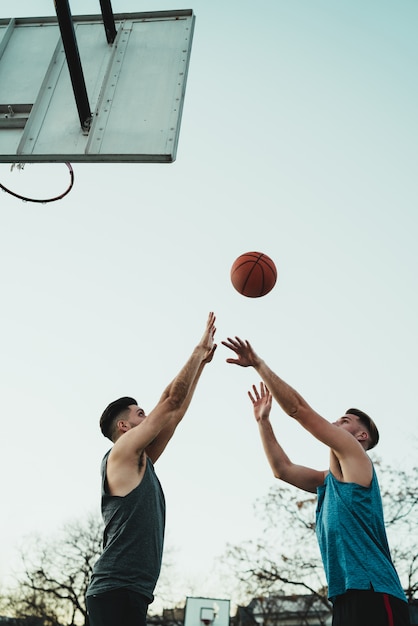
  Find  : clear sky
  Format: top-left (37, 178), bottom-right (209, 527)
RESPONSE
top-left (1, 0), bottom-right (417, 609)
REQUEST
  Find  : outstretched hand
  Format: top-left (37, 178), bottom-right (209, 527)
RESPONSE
top-left (221, 336), bottom-right (260, 368)
top-left (200, 312), bottom-right (217, 362)
top-left (248, 382), bottom-right (272, 422)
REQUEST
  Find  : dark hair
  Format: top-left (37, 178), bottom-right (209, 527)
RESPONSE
top-left (100, 396), bottom-right (137, 441)
top-left (346, 407), bottom-right (379, 450)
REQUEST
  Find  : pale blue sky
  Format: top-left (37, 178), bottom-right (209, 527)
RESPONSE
top-left (1, 0), bottom-right (417, 607)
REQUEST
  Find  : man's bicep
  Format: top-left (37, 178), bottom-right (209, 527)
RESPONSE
top-left (281, 464), bottom-right (326, 493)
top-left (295, 406), bottom-right (353, 453)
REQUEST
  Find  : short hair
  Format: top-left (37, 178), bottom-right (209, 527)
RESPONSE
top-left (346, 407), bottom-right (379, 450)
top-left (100, 396), bottom-right (137, 441)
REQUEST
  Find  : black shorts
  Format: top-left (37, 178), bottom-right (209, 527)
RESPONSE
top-left (332, 590), bottom-right (410, 626)
top-left (86, 588), bottom-right (150, 626)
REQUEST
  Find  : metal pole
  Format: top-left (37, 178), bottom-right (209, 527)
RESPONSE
top-left (53, 0), bottom-right (92, 132)
top-left (99, 0), bottom-right (117, 44)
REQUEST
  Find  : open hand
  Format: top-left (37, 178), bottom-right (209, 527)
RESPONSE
top-left (221, 336), bottom-right (260, 367)
top-left (248, 382), bottom-right (272, 422)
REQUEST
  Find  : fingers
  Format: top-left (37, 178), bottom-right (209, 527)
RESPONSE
top-left (202, 312), bottom-right (216, 347)
top-left (252, 384), bottom-right (260, 400)
top-left (248, 382), bottom-right (271, 402)
top-left (222, 336), bottom-right (247, 348)
top-left (222, 338), bottom-right (251, 367)
top-left (259, 381), bottom-right (270, 396)
top-left (205, 312), bottom-right (215, 331)
top-left (248, 385), bottom-right (259, 405)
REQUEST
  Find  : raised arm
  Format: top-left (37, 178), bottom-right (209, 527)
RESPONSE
top-left (223, 336), bottom-right (372, 486)
top-left (146, 340), bottom-right (217, 462)
top-left (108, 313), bottom-right (216, 490)
top-left (223, 336), bottom-right (307, 416)
top-left (249, 382), bottom-right (326, 493)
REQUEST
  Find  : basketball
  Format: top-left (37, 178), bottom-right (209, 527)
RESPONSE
top-left (230, 252), bottom-right (277, 298)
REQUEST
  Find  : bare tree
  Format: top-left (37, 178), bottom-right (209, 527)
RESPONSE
top-left (225, 459), bottom-right (418, 613)
top-left (3, 514), bottom-right (103, 626)
top-left (225, 488), bottom-right (331, 611)
top-left (1, 515), bottom-right (183, 625)
top-left (377, 459), bottom-right (418, 602)
top-left (2, 460), bottom-right (416, 624)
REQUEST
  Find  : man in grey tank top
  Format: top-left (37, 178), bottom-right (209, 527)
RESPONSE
top-left (222, 336), bottom-right (410, 626)
top-left (86, 313), bottom-right (217, 626)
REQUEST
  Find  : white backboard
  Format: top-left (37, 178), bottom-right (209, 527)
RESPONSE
top-left (184, 597), bottom-right (230, 626)
top-left (0, 10), bottom-right (195, 163)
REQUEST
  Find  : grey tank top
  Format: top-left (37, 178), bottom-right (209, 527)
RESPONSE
top-left (86, 451), bottom-right (166, 601)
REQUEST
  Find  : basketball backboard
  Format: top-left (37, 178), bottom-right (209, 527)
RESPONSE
top-left (0, 9), bottom-right (195, 163)
top-left (184, 597), bottom-right (230, 626)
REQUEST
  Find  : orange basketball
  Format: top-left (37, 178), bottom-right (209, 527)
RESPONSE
top-left (230, 252), bottom-right (277, 298)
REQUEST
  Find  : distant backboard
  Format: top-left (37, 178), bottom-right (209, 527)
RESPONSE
top-left (0, 10), bottom-right (195, 163)
top-left (184, 597), bottom-right (230, 626)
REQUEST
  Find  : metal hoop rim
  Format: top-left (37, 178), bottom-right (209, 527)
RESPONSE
top-left (0, 162), bottom-right (74, 203)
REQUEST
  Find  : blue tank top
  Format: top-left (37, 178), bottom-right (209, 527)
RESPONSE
top-left (86, 452), bottom-right (165, 601)
top-left (316, 467), bottom-right (406, 603)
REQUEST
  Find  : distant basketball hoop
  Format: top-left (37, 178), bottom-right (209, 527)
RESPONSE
top-left (184, 597), bottom-right (229, 626)
top-left (0, 162), bottom-right (74, 203)
top-left (200, 607), bottom-right (216, 626)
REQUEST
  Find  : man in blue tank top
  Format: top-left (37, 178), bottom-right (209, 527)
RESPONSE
top-left (86, 313), bottom-right (217, 626)
top-left (222, 335), bottom-right (410, 626)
